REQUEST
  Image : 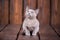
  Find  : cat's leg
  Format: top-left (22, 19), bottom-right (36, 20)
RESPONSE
top-left (32, 25), bottom-right (39, 36)
top-left (22, 23), bottom-right (30, 36)
top-left (25, 29), bottom-right (30, 36)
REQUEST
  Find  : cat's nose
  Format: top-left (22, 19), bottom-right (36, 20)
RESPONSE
top-left (29, 13), bottom-right (30, 14)
top-left (29, 13), bottom-right (31, 15)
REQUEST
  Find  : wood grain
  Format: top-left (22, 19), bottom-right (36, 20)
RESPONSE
top-left (51, 0), bottom-right (58, 25)
top-left (1, 0), bottom-right (8, 24)
top-left (38, 0), bottom-right (50, 25)
top-left (0, 0), bottom-right (2, 24)
top-left (38, 0), bottom-right (43, 24)
top-left (50, 0), bottom-right (60, 35)
top-left (10, 0), bottom-right (22, 24)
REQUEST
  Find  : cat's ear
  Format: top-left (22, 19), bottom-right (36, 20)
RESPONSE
top-left (26, 6), bottom-right (29, 11)
top-left (35, 9), bottom-right (39, 15)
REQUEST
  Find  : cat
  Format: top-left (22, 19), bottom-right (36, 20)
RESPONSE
top-left (22, 6), bottom-right (39, 36)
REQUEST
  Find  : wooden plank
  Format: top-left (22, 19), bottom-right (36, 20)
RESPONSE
top-left (38, 0), bottom-right (50, 25)
top-left (0, 25), bottom-right (7, 32)
top-left (56, 0), bottom-right (60, 34)
top-left (39, 25), bottom-right (60, 40)
top-left (0, 25), bottom-right (21, 40)
top-left (51, 0), bottom-right (60, 34)
top-left (22, 0), bottom-right (27, 21)
top-left (38, 0), bottom-right (43, 24)
top-left (10, 0), bottom-right (22, 24)
top-left (42, 0), bottom-right (50, 25)
top-left (0, 0), bottom-right (2, 24)
top-left (1, 0), bottom-right (8, 24)
top-left (51, 0), bottom-right (59, 25)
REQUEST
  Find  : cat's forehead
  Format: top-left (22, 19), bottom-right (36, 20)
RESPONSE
top-left (28, 9), bottom-right (35, 12)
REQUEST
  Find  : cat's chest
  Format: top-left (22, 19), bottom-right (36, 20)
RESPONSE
top-left (26, 19), bottom-right (36, 27)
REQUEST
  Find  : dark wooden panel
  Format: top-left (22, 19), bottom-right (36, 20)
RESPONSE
top-left (38, 0), bottom-right (50, 25)
top-left (51, 0), bottom-right (60, 34)
top-left (57, 0), bottom-right (60, 34)
top-left (42, 0), bottom-right (50, 25)
top-left (38, 0), bottom-right (43, 24)
top-left (10, 0), bottom-right (22, 24)
top-left (0, 0), bottom-right (2, 24)
top-left (22, 0), bottom-right (27, 20)
top-left (1, 0), bottom-right (8, 24)
top-left (51, 0), bottom-right (59, 25)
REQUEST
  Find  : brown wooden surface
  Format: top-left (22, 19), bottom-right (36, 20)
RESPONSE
top-left (0, 25), bottom-right (60, 40)
top-left (40, 25), bottom-right (60, 40)
top-left (51, 0), bottom-right (59, 25)
top-left (51, 0), bottom-right (60, 34)
top-left (0, 0), bottom-right (8, 24)
top-left (0, 25), bottom-right (21, 40)
top-left (0, 0), bottom-right (2, 24)
top-left (0, 0), bottom-right (60, 26)
top-left (57, 0), bottom-right (60, 34)
top-left (10, 0), bottom-right (22, 24)
top-left (38, 0), bottom-right (43, 24)
top-left (0, 25), bottom-right (7, 32)
top-left (38, 0), bottom-right (50, 25)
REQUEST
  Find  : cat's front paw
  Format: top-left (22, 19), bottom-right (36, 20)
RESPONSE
top-left (25, 33), bottom-right (30, 36)
top-left (32, 33), bottom-right (37, 36)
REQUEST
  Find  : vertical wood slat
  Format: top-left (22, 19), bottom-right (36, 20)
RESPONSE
top-left (38, 0), bottom-right (43, 24)
top-left (27, 0), bottom-right (36, 9)
top-left (1, 0), bottom-right (8, 24)
top-left (38, 0), bottom-right (50, 25)
top-left (10, 0), bottom-right (14, 24)
top-left (10, 0), bottom-right (22, 24)
top-left (58, 0), bottom-right (60, 25)
top-left (0, 0), bottom-right (2, 24)
top-left (51, 0), bottom-right (59, 25)
top-left (51, 0), bottom-right (60, 34)
top-left (42, 0), bottom-right (50, 25)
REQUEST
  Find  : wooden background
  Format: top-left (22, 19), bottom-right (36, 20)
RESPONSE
top-left (0, 0), bottom-right (60, 40)
top-left (0, 0), bottom-right (60, 25)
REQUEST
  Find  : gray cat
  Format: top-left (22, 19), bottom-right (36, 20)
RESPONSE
top-left (22, 6), bottom-right (39, 36)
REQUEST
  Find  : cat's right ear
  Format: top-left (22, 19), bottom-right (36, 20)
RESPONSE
top-left (26, 6), bottom-right (29, 11)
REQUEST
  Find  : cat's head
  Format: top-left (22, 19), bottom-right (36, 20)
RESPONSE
top-left (25, 6), bottom-right (39, 19)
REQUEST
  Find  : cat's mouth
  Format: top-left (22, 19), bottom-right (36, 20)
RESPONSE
top-left (29, 17), bottom-right (33, 19)
top-left (28, 16), bottom-right (34, 19)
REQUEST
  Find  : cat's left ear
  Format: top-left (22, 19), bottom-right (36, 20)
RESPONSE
top-left (35, 9), bottom-right (39, 15)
